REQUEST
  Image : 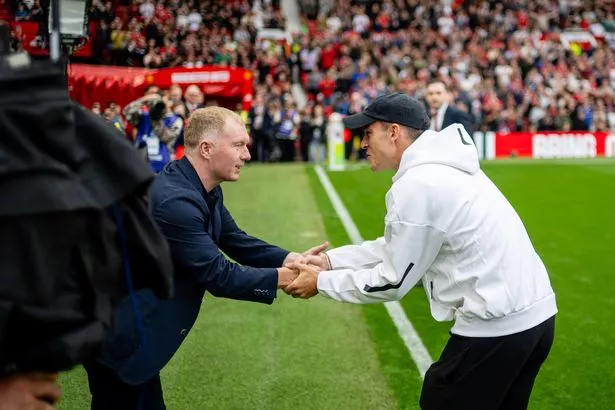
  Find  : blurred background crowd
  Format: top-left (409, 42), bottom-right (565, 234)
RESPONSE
top-left (5, 0), bottom-right (615, 164)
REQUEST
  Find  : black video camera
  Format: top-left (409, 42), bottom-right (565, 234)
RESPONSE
top-left (0, 23), bottom-right (173, 377)
top-left (148, 98), bottom-right (167, 123)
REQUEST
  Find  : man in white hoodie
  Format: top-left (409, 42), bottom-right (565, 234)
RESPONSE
top-left (285, 93), bottom-right (557, 410)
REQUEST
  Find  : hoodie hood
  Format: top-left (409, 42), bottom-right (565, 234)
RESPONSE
top-left (393, 124), bottom-right (479, 182)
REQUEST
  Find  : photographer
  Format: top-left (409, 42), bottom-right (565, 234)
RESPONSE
top-left (123, 91), bottom-right (183, 173)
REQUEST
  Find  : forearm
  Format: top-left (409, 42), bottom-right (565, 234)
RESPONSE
top-left (318, 222), bottom-right (445, 303)
top-left (317, 264), bottom-right (409, 304)
top-left (326, 238), bottom-right (386, 270)
top-left (205, 266), bottom-right (297, 302)
top-left (122, 96), bottom-right (148, 117)
top-left (221, 234), bottom-right (289, 268)
top-left (198, 260), bottom-right (279, 303)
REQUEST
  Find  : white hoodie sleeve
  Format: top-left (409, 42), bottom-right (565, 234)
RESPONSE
top-left (317, 220), bottom-right (445, 303)
top-left (325, 237), bottom-right (386, 270)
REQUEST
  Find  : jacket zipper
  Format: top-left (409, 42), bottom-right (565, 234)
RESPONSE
top-left (430, 281), bottom-right (435, 301)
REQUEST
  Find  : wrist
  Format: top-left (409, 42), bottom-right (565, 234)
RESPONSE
top-left (283, 251), bottom-right (299, 265)
top-left (324, 253), bottom-right (332, 270)
top-left (276, 267), bottom-right (296, 289)
top-left (276, 267), bottom-right (284, 289)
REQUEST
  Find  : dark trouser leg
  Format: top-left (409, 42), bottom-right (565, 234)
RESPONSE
top-left (300, 139), bottom-right (310, 162)
top-left (344, 138), bottom-right (353, 160)
top-left (499, 317), bottom-right (555, 410)
top-left (280, 139), bottom-right (295, 162)
top-left (253, 131), bottom-right (268, 162)
top-left (83, 360), bottom-right (166, 410)
top-left (420, 316), bottom-right (555, 410)
top-left (257, 138), bottom-right (266, 163)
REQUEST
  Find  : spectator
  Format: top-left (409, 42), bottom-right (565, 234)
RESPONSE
top-left (28, 0), bottom-right (42, 22)
top-left (143, 38), bottom-right (163, 68)
top-left (298, 106), bottom-right (313, 162)
top-left (168, 84), bottom-right (184, 104)
top-left (183, 84), bottom-right (204, 115)
top-left (14, 4), bottom-right (30, 21)
top-left (275, 98), bottom-right (299, 162)
top-left (249, 93), bottom-right (273, 162)
top-left (139, 0), bottom-right (154, 20)
top-left (309, 104), bottom-right (327, 164)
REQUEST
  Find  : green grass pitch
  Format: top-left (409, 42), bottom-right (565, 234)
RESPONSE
top-left (59, 158), bottom-right (615, 409)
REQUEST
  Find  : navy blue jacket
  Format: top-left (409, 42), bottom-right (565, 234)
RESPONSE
top-left (97, 157), bottom-right (289, 384)
top-left (443, 105), bottom-right (475, 136)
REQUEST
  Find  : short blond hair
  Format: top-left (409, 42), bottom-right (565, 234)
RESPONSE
top-left (184, 106), bottom-right (242, 152)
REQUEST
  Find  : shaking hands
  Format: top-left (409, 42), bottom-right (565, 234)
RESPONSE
top-left (277, 241), bottom-right (332, 299)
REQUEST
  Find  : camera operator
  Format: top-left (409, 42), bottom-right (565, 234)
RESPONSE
top-left (0, 20), bottom-right (174, 408)
top-left (124, 91), bottom-right (183, 173)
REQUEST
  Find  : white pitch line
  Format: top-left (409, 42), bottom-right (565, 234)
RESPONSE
top-left (314, 165), bottom-right (434, 379)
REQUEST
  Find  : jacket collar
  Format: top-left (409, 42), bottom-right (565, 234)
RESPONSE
top-left (176, 157), bottom-right (220, 204)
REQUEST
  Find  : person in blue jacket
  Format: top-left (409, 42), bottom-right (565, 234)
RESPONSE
top-left (83, 106), bottom-right (327, 409)
top-left (124, 93), bottom-right (183, 173)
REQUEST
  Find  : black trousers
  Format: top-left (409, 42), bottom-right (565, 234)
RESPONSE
top-left (251, 130), bottom-right (270, 162)
top-left (420, 316), bottom-right (555, 410)
top-left (278, 139), bottom-right (296, 162)
top-left (83, 360), bottom-right (166, 410)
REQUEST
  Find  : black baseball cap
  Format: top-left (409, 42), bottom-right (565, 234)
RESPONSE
top-left (343, 92), bottom-right (430, 131)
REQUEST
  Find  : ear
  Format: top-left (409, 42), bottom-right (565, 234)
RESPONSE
top-left (199, 140), bottom-right (213, 160)
top-left (390, 123), bottom-right (402, 142)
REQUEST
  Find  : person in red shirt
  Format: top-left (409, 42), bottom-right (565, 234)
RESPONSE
top-left (318, 69), bottom-right (337, 105)
top-left (154, 3), bottom-right (172, 24)
top-left (319, 41), bottom-right (337, 71)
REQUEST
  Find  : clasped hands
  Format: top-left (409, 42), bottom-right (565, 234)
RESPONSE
top-left (278, 242), bottom-right (331, 299)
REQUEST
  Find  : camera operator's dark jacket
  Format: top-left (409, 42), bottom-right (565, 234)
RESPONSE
top-left (97, 157), bottom-right (288, 384)
top-left (0, 59), bottom-right (174, 377)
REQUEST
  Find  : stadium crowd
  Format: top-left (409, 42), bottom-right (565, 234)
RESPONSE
top-left (299, 0), bottom-right (615, 135)
top-left (8, 0), bottom-right (615, 164)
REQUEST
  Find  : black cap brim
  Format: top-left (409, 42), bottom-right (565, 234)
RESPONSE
top-left (342, 112), bottom-right (376, 130)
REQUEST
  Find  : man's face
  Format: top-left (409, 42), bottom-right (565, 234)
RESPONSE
top-left (208, 118), bottom-right (251, 182)
top-left (186, 87), bottom-right (201, 105)
top-left (425, 83), bottom-right (449, 111)
top-left (170, 87), bottom-right (183, 102)
top-left (360, 121), bottom-right (396, 171)
top-left (145, 86), bottom-right (160, 96)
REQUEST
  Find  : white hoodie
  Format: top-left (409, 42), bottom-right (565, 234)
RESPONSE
top-left (317, 124), bottom-right (557, 337)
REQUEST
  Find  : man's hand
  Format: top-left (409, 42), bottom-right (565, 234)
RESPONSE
top-left (284, 262), bottom-right (320, 299)
top-left (302, 241), bottom-right (329, 256)
top-left (0, 372), bottom-right (61, 410)
top-left (277, 267), bottom-right (299, 290)
top-left (283, 241), bottom-right (329, 266)
top-left (142, 93), bottom-right (162, 102)
top-left (298, 253), bottom-right (331, 271)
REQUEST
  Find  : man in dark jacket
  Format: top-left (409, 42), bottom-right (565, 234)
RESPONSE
top-left (84, 106), bottom-right (327, 409)
top-left (248, 94), bottom-right (273, 162)
top-left (425, 80), bottom-right (475, 135)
